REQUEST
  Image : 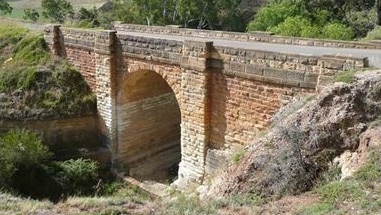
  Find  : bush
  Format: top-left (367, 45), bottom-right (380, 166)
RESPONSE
top-left (50, 158), bottom-right (100, 196)
top-left (362, 25), bottom-right (381, 41)
top-left (269, 16), bottom-right (312, 37)
top-left (0, 129), bottom-right (51, 188)
top-left (322, 22), bottom-right (355, 40)
top-left (247, 0), bottom-right (301, 31)
top-left (23, 8), bottom-right (40, 22)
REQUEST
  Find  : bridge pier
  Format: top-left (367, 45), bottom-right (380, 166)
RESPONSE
top-left (174, 40), bottom-right (213, 186)
top-left (94, 30), bottom-right (118, 158)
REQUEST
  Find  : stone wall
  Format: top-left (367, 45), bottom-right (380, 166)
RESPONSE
top-left (116, 33), bottom-right (183, 65)
top-left (112, 23), bottom-right (381, 49)
top-left (210, 72), bottom-right (314, 150)
top-left (44, 25), bottom-right (97, 92)
top-left (211, 47), bottom-right (368, 89)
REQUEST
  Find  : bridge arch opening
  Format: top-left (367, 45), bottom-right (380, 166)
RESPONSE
top-left (117, 69), bottom-right (181, 182)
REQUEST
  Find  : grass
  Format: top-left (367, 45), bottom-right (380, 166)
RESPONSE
top-left (0, 182), bottom-right (154, 215)
top-left (0, 23), bottom-right (96, 119)
top-left (297, 147), bottom-right (381, 214)
top-left (354, 149), bottom-right (381, 183)
top-left (296, 202), bottom-right (335, 215)
top-left (332, 69), bottom-right (358, 83)
top-left (232, 149), bottom-right (245, 164)
top-left (160, 193), bottom-right (217, 215)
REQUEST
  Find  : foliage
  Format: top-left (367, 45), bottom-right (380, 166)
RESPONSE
top-left (0, 0), bottom-right (12, 15)
top-left (0, 129), bottom-right (51, 188)
top-left (49, 158), bottom-right (99, 196)
top-left (110, 0), bottom-right (263, 31)
top-left (322, 22), bottom-right (355, 40)
top-left (269, 16), bottom-right (313, 37)
top-left (73, 7), bottom-right (100, 28)
top-left (247, 0), bottom-right (376, 40)
top-left (42, 0), bottom-right (74, 23)
top-left (23, 8), bottom-right (40, 22)
top-left (362, 25), bottom-right (381, 41)
top-left (247, 0), bottom-right (301, 31)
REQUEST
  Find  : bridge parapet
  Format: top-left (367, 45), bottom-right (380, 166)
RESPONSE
top-left (116, 33), bottom-right (183, 65)
top-left (112, 23), bottom-right (381, 49)
top-left (211, 46), bottom-right (368, 90)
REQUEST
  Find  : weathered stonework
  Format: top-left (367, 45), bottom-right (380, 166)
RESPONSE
top-left (44, 25), bottom-right (369, 187)
top-left (112, 23), bottom-right (381, 49)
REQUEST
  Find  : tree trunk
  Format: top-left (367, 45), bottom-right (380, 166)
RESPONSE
top-left (377, 0), bottom-right (381, 25)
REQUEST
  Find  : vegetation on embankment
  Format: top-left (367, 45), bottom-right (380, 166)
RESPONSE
top-left (0, 24), bottom-right (96, 120)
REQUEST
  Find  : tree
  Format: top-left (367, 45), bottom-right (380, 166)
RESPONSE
top-left (23, 9), bottom-right (40, 22)
top-left (0, 0), bottom-right (12, 15)
top-left (41, 0), bottom-right (74, 23)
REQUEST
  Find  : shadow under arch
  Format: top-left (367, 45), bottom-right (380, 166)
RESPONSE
top-left (116, 69), bottom-right (181, 182)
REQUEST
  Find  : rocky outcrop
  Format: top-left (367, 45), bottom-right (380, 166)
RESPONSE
top-left (209, 70), bottom-right (381, 198)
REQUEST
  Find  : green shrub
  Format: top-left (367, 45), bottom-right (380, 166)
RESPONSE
top-left (362, 25), bottom-right (381, 41)
top-left (300, 25), bottom-right (321, 38)
top-left (0, 129), bottom-right (51, 188)
top-left (23, 8), bottom-right (40, 22)
top-left (247, 0), bottom-right (301, 31)
top-left (322, 22), bottom-right (355, 40)
top-left (50, 158), bottom-right (100, 196)
top-left (269, 16), bottom-right (312, 37)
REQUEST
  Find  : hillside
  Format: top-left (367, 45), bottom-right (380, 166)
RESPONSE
top-left (206, 70), bottom-right (381, 214)
top-left (0, 24), bottom-right (96, 120)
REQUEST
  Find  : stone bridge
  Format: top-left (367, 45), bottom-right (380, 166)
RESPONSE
top-left (44, 24), bottom-right (374, 186)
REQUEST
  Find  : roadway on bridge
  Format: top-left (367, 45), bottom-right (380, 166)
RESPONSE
top-left (124, 31), bottom-right (381, 69)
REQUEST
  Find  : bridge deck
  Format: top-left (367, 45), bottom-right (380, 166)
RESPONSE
top-left (122, 31), bottom-right (381, 68)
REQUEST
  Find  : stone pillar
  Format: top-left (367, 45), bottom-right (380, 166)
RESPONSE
top-left (175, 40), bottom-right (212, 187)
top-left (94, 30), bottom-right (118, 156)
top-left (43, 24), bottom-right (65, 57)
